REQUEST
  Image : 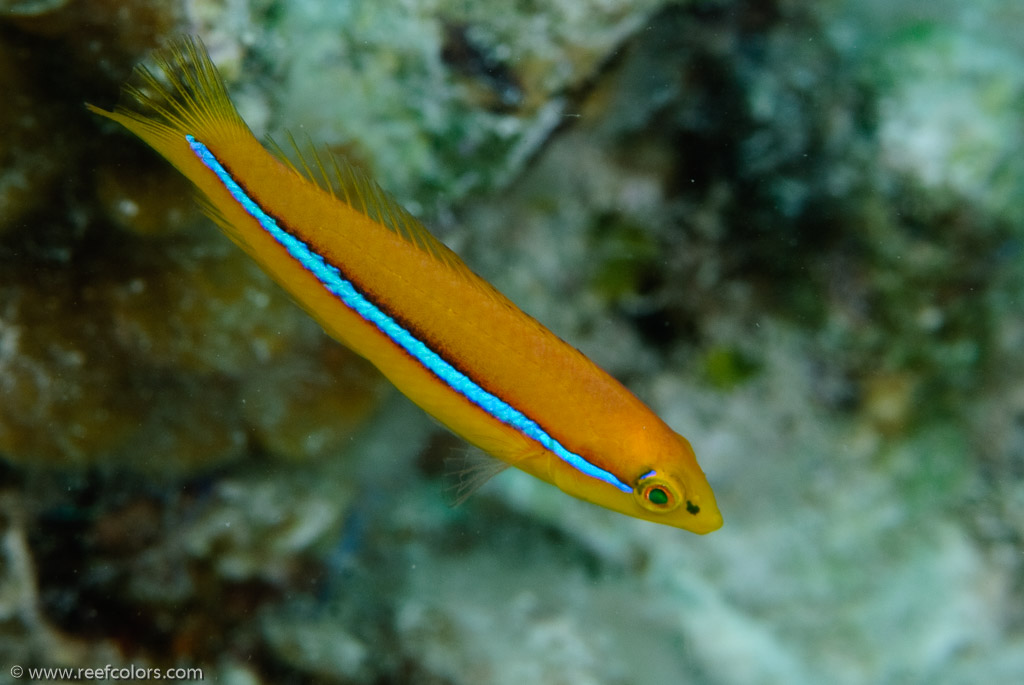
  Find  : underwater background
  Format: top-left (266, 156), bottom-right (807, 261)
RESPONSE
top-left (1, 0), bottom-right (1022, 683)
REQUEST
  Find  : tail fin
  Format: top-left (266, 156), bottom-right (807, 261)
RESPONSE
top-left (87, 37), bottom-right (252, 174)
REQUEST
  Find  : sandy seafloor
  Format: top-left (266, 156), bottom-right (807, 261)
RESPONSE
top-left (1, 0), bottom-right (1023, 683)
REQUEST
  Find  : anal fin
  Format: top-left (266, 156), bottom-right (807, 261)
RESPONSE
top-left (442, 450), bottom-right (510, 507)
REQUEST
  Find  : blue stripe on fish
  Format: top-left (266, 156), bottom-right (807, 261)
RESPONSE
top-left (185, 134), bottom-right (633, 494)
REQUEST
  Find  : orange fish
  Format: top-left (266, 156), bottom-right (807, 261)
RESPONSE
top-left (89, 38), bottom-right (722, 533)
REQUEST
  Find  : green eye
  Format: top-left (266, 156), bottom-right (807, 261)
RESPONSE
top-left (647, 487), bottom-right (669, 505)
top-left (634, 472), bottom-right (682, 513)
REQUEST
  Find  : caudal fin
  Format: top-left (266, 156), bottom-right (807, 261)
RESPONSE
top-left (87, 37), bottom-right (251, 171)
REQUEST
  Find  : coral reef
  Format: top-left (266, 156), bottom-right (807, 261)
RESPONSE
top-left (1, 0), bottom-right (1023, 683)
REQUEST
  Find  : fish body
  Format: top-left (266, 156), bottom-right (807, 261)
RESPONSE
top-left (89, 38), bottom-right (722, 533)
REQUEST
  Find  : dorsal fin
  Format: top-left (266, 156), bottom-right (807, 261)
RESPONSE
top-left (274, 133), bottom-right (495, 288)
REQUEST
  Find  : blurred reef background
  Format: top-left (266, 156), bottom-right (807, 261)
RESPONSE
top-left (1, 0), bottom-right (1023, 683)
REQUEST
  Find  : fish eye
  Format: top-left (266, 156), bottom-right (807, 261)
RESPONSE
top-left (647, 486), bottom-right (670, 505)
top-left (634, 472), bottom-right (682, 513)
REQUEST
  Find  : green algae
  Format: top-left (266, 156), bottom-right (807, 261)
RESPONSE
top-left (701, 345), bottom-right (760, 390)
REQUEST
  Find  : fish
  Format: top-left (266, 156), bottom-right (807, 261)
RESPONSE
top-left (88, 37), bottom-right (722, 533)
